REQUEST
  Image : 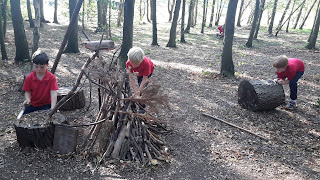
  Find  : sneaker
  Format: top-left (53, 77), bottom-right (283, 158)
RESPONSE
top-left (285, 100), bottom-right (296, 110)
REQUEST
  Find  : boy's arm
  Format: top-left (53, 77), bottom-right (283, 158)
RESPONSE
top-left (50, 90), bottom-right (57, 109)
top-left (138, 76), bottom-right (149, 94)
top-left (24, 91), bottom-right (31, 106)
top-left (127, 68), bottom-right (138, 95)
top-left (277, 79), bottom-right (289, 85)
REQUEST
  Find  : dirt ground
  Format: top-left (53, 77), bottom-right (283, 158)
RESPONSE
top-left (0, 19), bottom-right (320, 180)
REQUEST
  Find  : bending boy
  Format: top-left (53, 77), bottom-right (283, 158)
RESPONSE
top-left (273, 55), bottom-right (305, 110)
top-left (22, 50), bottom-right (59, 114)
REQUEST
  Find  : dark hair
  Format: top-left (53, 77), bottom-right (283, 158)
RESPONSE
top-left (32, 50), bottom-right (49, 65)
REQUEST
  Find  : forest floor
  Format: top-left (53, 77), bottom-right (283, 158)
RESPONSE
top-left (0, 19), bottom-right (320, 180)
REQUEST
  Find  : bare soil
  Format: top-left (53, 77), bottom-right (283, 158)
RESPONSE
top-left (0, 20), bottom-right (320, 180)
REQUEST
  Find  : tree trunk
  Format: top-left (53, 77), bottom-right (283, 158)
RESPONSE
top-left (139, 0), bottom-right (145, 21)
top-left (276, 0), bottom-right (292, 31)
top-left (51, 0), bottom-right (84, 74)
top-left (236, 0), bottom-right (244, 27)
top-left (10, 0), bottom-right (30, 62)
top-left (119, 0), bottom-right (135, 69)
top-left (209, 0), bottom-right (215, 27)
top-left (0, 0), bottom-right (7, 60)
top-left (268, 0), bottom-right (278, 34)
top-left (215, 0), bottom-right (223, 25)
top-left (184, 0), bottom-right (195, 33)
top-left (146, 0), bottom-right (151, 23)
top-left (168, 0), bottom-right (175, 22)
top-left (2, 0), bottom-right (7, 37)
top-left (308, 3), bottom-right (320, 42)
top-left (286, 0), bottom-right (297, 33)
top-left (299, 0), bottom-right (318, 29)
top-left (201, 0), bottom-right (206, 33)
top-left (40, 0), bottom-right (48, 23)
top-left (246, 5), bottom-right (254, 26)
top-left (293, 0), bottom-right (306, 29)
top-left (167, 0), bottom-right (181, 48)
top-left (32, 0), bottom-right (41, 54)
top-left (238, 80), bottom-right (285, 111)
top-left (151, 0), bottom-right (158, 45)
top-left (193, 0), bottom-right (198, 26)
top-left (57, 87), bottom-right (86, 111)
top-left (53, 0), bottom-right (58, 23)
top-left (254, 0), bottom-right (266, 39)
top-left (220, 0), bottom-right (238, 77)
top-left (27, 0), bottom-right (34, 28)
top-left (64, 0), bottom-right (80, 53)
top-left (245, 0), bottom-right (259, 48)
top-left (180, 0), bottom-right (186, 43)
top-left (306, 0), bottom-right (320, 49)
top-left (117, 0), bottom-right (124, 27)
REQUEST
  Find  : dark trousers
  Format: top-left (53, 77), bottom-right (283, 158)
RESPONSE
top-left (23, 104), bottom-right (51, 115)
top-left (137, 73), bottom-right (152, 110)
top-left (289, 71), bottom-right (304, 100)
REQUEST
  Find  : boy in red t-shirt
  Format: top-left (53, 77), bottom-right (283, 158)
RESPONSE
top-left (126, 47), bottom-right (154, 113)
top-left (273, 55), bottom-right (305, 110)
top-left (22, 50), bottom-right (59, 114)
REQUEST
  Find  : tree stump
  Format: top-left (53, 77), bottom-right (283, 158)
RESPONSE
top-left (14, 111), bottom-right (66, 148)
top-left (57, 87), bottom-right (85, 111)
top-left (238, 79), bottom-right (285, 111)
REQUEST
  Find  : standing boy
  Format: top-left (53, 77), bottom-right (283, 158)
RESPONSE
top-left (126, 47), bottom-right (154, 113)
top-left (273, 55), bottom-right (305, 110)
top-left (22, 50), bottom-right (59, 114)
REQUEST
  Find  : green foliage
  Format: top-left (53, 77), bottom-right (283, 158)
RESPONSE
top-left (144, 49), bottom-right (152, 55)
top-left (316, 99), bottom-right (320, 107)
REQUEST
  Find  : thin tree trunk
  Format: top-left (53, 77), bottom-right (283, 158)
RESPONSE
top-left (193, 0), bottom-right (199, 26)
top-left (286, 0), bottom-right (297, 33)
top-left (64, 0), bottom-right (80, 53)
top-left (247, 5), bottom-right (254, 26)
top-left (40, 0), bottom-right (48, 22)
top-left (27, 0), bottom-right (34, 28)
top-left (221, 0), bottom-right (238, 77)
top-left (268, 0), bottom-right (278, 34)
top-left (139, 0), bottom-right (145, 21)
top-left (276, 0), bottom-right (292, 30)
top-left (308, 1), bottom-right (320, 42)
top-left (254, 0), bottom-right (265, 39)
top-left (215, 0), bottom-right (223, 25)
top-left (168, 0), bottom-right (175, 22)
top-left (180, 0), bottom-right (186, 43)
top-left (151, 0), bottom-right (158, 45)
top-left (0, 0), bottom-right (7, 60)
top-left (293, 0), bottom-right (306, 29)
top-left (245, 0), bottom-right (259, 48)
top-left (209, 0), bottom-right (215, 27)
top-left (167, 0), bottom-right (181, 47)
top-left (236, 0), bottom-right (244, 26)
top-left (147, 0), bottom-right (151, 22)
top-left (306, 0), bottom-right (320, 49)
top-left (184, 0), bottom-right (194, 33)
top-left (53, 0), bottom-right (58, 23)
top-left (2, 0), bottom-right (7, 37)
top-left (299, 0), bottom-right (318, 29)
top-left (32, 0), bottom-right (41, 54)
top-left (117, 0), bottom-right (124, 27)
top-left (118, 0), bottom-right (135, 69)
top-left (201, 0), bottom-right (206, 33)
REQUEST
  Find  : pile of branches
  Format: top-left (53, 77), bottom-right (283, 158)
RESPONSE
top-left (63, 50), bottom-right (171, 166)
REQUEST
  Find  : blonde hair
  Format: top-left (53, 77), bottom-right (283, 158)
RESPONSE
top-left (273, 55), bottom-right (288, 68)
top-left (127, 47), bottom-right (145, 64)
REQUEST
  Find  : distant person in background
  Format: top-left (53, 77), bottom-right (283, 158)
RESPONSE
top-left (216, 25), bottom-right (224, 38)
top-left (273, 55), bottom-right (305, 110)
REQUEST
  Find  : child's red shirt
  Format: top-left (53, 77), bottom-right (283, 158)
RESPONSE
top-left (22, 70), bottom-right (59, 107)
top-left (126, 56), bottom-right (154, 77)
top-left (276, 58), bottom-right (305, 80)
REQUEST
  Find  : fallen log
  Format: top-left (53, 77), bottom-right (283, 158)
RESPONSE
top-left (238, 79), bottom-right (285, 111)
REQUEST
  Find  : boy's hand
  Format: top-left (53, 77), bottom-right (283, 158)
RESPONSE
top-left (276, 79), bottom-right (286, 85)
top-left (23, 99), bottom-right (31, 106)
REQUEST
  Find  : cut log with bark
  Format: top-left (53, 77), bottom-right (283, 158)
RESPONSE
top-left (57, 87), bottom-right (85, 111)
top-left (14, 111), bottom-right (66, 148)
top-left (238, 79), bottom-right (285, 111)
top-left (83, 40), bottom-right (115, 51)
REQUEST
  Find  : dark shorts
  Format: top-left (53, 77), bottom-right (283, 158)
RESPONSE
top-left (23, 104), bottom-right (51, 115)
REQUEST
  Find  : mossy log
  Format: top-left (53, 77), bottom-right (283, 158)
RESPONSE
top-left (57, 87), bottom-right (85, 111)
top-left (238, 79), bottom-right (285, 111)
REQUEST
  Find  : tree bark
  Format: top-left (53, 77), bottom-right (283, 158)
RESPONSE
top-left (236, 0), bottom-right (244, 27)
top-left (51, 0), bottom-right (84, 74)
top-left (184, 0), bottom-right (195, 33)
top-left (293, 0), bottom-right (306, 29)
top-left (0, 0), bottom-right (7, 60)
top-left (167, 0), bottom-right (181, 48)
top-left (64, 0), bottom-right (80, 53)
top-left (286, 0), bottom-right (297, 33)
top-left (27, 0), bottom-right (34, 28)
top-left (276, 0), bottom-right (292, 31)
top-left (306, 0), bottom-right (320, 49)
top-left (268, 0), bottom-right (278, 34)
top-left (245, 0), bottom-right (259, 48)
top-left (40, 0), bottom-right (48, 23)
top-left (299, 0), bottom-right (318, 29)
top-left (117, 0), bottom-right (124, 27)
top-left (209, 0), bottom-right (215, 27)
top-left (180, 0), bottom-right (186, 43)
top-left (238, 80), bottom-right (285, 111)
top-left (119, 0), bottom-right (135, 69)
top-left (168, 0), bottom-right (176, 22)
top-left (201, 0), bottom-right (206, 33)
top-left (220, 0), bottom-right (238, 77)
top-left (32, 0), bottom-right (41, 54)
top-left (254, 0), bottom-right (266, 39)
top-left (10, 0), bottom-right (30, 62)
top-left (215, 0), bottom-right (223, 25)
top-left (53, 0), bottom-right (58, 23)
top-left (151, 0), bottom-right (158, 45)
top-left (193, 0), bottom-right (198, 26)
top-left (2, 0), bottom-right (7, 37)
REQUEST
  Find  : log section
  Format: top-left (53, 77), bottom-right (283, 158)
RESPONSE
top-left (57, 87), bottom-right (85, 111)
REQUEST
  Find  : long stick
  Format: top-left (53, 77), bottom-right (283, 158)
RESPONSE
top-left (202, 113), bottom-right (269, 141)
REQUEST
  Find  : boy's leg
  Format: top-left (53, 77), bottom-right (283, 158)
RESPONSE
top-left (23, 104), bottom-right (51, 115)
top-left (289, 71), bottom-right (304, 100)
